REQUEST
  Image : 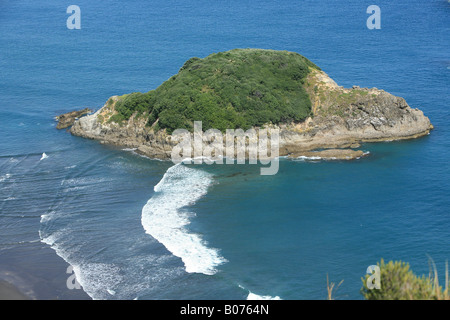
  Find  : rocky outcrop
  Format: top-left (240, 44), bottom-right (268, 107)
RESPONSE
top-left (70, 97), bottom-right (173, 159)
top-left (56, 108), bottom-right (92, 129)
top-left (275, 69), bottom-right (433, 156)
top-left (69, 69), bottom-right (433, 160)
top-left (288, 149), bottom-right (366, 160)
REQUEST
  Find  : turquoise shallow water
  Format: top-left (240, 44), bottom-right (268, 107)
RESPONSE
top-left (0, 0), bottom-right (449, 299)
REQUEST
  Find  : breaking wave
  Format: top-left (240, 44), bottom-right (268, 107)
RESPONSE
top-left (247, 292), bottom-right (282, 300)
top-left (141, 163), bottom-right (227, 275)
top-left (238, 284), bottom-right (282, 300)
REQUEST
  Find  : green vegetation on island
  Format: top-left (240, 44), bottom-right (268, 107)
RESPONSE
top-left (109, 49), bottom-right (321, 133)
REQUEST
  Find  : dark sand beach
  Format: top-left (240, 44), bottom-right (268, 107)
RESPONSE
top-left (0, 280), bottom-right (29, 300)
top-left (0, 241), bottom-right (90, 300)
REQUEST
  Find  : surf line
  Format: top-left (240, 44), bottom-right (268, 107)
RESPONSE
top-left (141, 163), bottom-right (227, 275)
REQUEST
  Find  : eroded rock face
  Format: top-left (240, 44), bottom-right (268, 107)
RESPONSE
top-left (69, 69), bottom-right (433, 160)
top-left (56, 108), bottom-right (92, 129)
top-left (278, 69), bottom-right (433, 155)
top-left (70, 97), bottom-right (174, 159)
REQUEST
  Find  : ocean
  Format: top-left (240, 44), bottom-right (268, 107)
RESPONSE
top-left (0, 0), bottom-right (449, 300)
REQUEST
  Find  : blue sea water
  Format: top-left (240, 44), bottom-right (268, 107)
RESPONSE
top-left (0, 0), bottom-right (449, 299)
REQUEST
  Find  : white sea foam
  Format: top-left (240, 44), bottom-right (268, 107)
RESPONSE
top-left (40, 229), bottom-right (123, 300)
top-left (141, 163), bottom-right (227, 275)
top-left (0, 174), bottom-right (11, 182)
top-left (106, 289), bottom-right (116, 296)
top-left (40, 230), bottom-right (65, 247)
top-left (357, 151), bottom-right (371, 159)
top-left (40, 153), bottom-right (48, 161)
top-left (71, 262), bottom-right (123, 300)
top-left (295, 155), bottom-right (322, 161)
top-left (247, 292), bottom-right (282, 300)
top-left (295, 153), bottom-right (370, 161)
top-left (40, 214), bottom-right (51, 223)
top-left (238, 284), bottom-right (281, 300)
top-left (40, 211), bottom-right (56, 223)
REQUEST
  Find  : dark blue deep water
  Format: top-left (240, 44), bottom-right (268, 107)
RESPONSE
top-left (0, 0), bottom-right (449, 299)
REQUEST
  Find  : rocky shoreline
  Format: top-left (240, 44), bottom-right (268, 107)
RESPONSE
top-left (288, 149), bottom-right (366, 161)
top-left (61, 68), bottom-right (433, 161)
top-left (55, 108), bottom-right (92, 130)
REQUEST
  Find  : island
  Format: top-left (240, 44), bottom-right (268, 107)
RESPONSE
top-left (61, 49), bottom-right (433, 160)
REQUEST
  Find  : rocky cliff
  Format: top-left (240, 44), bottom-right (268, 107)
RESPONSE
top-left (279, 69), bottom-right (433, 157)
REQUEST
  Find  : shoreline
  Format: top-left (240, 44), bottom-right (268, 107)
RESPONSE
top-left (70, 123), bottom-right (433, 162)
top-left (0, 241), bottom-right (92, 300)
top-left (0, 280), bottom-right (29, 300)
